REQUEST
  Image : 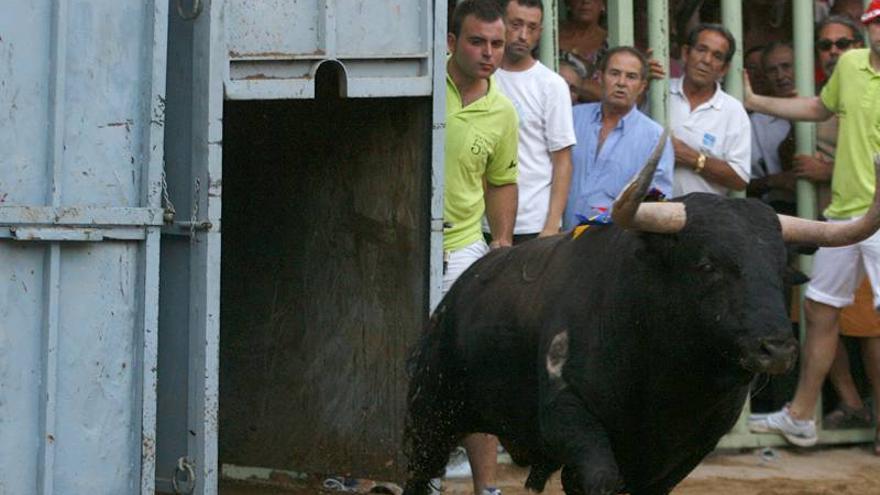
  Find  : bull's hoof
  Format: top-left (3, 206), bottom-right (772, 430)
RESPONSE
top-left (561, 465), bottom-right (621, 495)
top-left (524, 462), bottom-right (560, 492)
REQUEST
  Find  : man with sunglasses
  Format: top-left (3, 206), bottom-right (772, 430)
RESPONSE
top-left (789, 16), bottom-right (864, 207)
top-left (744, 2), bottom-right (880, 448)
top-left (793, 14), bottom-right (879, 440)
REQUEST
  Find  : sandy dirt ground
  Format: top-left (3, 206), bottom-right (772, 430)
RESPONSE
top-left (219, 445), bottom-right (880, 495)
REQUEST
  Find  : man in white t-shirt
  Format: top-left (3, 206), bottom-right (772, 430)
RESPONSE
top-left (485, 0), bottom-right (576, 244)
top-left (669, 23), bottom-right (751, 197)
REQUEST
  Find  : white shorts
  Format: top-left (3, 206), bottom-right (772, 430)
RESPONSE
top-left (805, 218), bottom-right (880, 309)
top-left (442, 239), bottom-right (489, 295)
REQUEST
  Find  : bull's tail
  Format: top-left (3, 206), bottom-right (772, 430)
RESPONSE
top-left (402, 301), bottom-right (465, 492)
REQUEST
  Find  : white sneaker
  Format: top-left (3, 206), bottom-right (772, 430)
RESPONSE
top-left (748, 406), bottom-right (818, 447)
top-left (443, 446), bottom-right (471, 479)
top-left (480, 488), bottom-right (502, 495)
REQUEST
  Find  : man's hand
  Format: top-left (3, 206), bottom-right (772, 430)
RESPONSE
top-left (538, 227), bottom-right (560, 238)
top-left (488, 239), bottom-right (511, 249)
top-left (770, 170), bottom-right (797, 192)
top-left (645, 48), bottom-right (667, 81)
top-left (742, 68), bottom-right (756, 110)
top-left (792, 153), bottom-right (833, 182)
top-left (671, 136), bottom-right (700, 169)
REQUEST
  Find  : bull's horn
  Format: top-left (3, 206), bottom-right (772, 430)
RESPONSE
top-left (611, 129), bottom-right (687, 234)
top-left (779, 154), bottom-right (880, 246)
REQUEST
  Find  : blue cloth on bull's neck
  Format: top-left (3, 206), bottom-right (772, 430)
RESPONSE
top-left (563, 102), bottom-right (674, 230)
top-left (574, 188), bottom-right (667, 226)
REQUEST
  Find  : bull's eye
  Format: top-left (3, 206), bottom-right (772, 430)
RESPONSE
top-left (696, 261), bottom-right (715, 273)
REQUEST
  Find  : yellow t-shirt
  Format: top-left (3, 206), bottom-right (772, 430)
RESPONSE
top-left (444, 74), bottom-right (519, 251)
top-left (820, 49), bottom-right (880, 219)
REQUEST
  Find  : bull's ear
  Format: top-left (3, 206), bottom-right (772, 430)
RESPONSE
top-left (784, 266), bottom-right (810, 286)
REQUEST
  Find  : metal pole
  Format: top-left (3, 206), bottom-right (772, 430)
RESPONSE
top-left (794, 1), bottom-right (817, 223)
top-left (607, 0), bottom-right (633, 47)
top-left (718, 0), bottom-right (749, 437)
top-left (721, 0), bottom-right (743, 99)
top-left (540, 0), bottom-right (558, 71)
top-left (648, 0), bottom-right (669, 125)
top-left (792, 0), bottom-right (819, 428)
top-left (721, 0), bottom-right (744, 199)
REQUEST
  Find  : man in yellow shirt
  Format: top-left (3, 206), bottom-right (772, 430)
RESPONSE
top-left (443, 1), bottom-right (519, 297)
top-left (745, 1), bottom-right (880, 448)
top-left (441, 1), bottom-right (518, 494)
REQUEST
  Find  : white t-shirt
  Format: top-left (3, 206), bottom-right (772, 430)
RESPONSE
top-left (493, 61), bottom-right (577, 234)
top-left (669, 78), bottom-right (751, 197)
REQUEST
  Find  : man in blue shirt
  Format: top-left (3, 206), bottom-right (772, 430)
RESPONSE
top-left (563, 46), bottom-right (674, 230)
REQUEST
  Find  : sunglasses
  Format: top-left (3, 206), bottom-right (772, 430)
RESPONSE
top-left (816, 38), bottom-right (855, 51)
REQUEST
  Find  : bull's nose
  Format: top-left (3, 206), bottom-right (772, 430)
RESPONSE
top-left (762, 337), bottom-right (797, 357)
top-left (760, 337), bottom-right (798, 373)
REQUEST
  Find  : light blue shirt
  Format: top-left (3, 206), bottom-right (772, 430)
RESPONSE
top-left (563, 103), bottom-right (674, 230)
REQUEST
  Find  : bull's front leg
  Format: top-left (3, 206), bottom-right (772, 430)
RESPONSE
top-left (538, 330), bottom-right (622, 495)
top-left (540, 386), bottom-right (622, 495)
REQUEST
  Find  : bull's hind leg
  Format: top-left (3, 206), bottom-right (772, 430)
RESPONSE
top-left (540, 387), bottom-right (621, 495)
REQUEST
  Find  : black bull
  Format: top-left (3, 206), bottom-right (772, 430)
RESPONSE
top-left (402, 151), bottom-right (880, 495)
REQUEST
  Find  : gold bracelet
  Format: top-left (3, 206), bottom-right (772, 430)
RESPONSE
top-left (694, 153), bottom-right (707, 174)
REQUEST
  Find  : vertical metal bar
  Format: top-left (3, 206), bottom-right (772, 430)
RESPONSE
top-left (38, 1), bottom-right (68, 492)
top-left (429, 0), bottom-right (447, 312)
top-left (721, 0), bottom-right (745, 199)
top-left (186, 2), bottom-right (223, 492)
top-left (137, 229), bottom-right (161, 494)
top-left (144, 0), bottom-right (169, 212)
top-left (37, 246), bottom-right (60, 495)
top-left (721, 0), bottom-right (743, 99)
top-left (793, 0), bottom-right (818, 427)
top-left (720, 0), bottom-right (750, 433)
top-left (319, 0), bottom-right (337, 58)
top-left (793, 0), bottom-right (817, 260)
top-left (648, 0), bottom-right (669, 125)
top-left (137, 2), bottom-right (168, 493)
top-left (539, 0), bottom-right (558, 71)
top-left (46, 1), bottom-right (66, 209)
top-left (795, 0), bottom-right (817, 226)
top-left (607, 0), bottom-right (634, 47)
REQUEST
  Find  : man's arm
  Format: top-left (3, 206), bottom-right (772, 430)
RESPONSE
top-left (747, 172), bottom-right (796, 196)
top-left (743, 70), bottom-right (833, 121)
top-left (540, 147), bottom-right (573, 237)
top-left (672, 137), bottom-right (748, 191)
top-left (485, 182), bottom-right (517, 248)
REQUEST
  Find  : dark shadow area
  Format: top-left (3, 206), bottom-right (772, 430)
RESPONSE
top-left (219, 97), bottom-right (432, 481)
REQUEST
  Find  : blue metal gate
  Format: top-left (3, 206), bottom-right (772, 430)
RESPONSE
top-left (0, 1), bottom-right (168, 493)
